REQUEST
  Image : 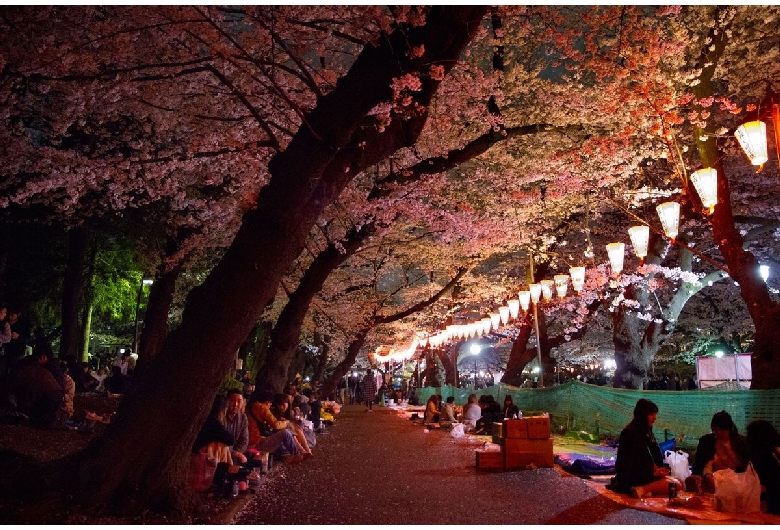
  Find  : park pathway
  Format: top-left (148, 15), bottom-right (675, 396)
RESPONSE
top-left (234, 404), bottom-right (684, 525)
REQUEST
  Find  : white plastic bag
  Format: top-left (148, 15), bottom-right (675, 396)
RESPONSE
top-left (450, 423), bottom-right (465, 439)
top-left (664, 449), bottom-right (691, 481)
top-left (713, 462), bottom-right (762, 513)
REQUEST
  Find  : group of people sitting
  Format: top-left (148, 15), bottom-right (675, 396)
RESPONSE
top-left (608, 398), bottom-right (780, 514)
top-left (422, 392), bottom-right (521, 433)
top-left (192, 385), bottom-right (327, 491)
top-left (7, 352), bottom-right (77, 428)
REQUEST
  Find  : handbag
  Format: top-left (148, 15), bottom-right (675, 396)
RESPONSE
top-left (713, 462), bottom-right (762, 513)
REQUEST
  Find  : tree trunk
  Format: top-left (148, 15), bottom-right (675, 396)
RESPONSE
top-left (80, 303), bottom-right (92, 363)
top-left (423, 348), bottom-right (441, 387)
top-left (60, 226), bottom-right (89, 359)
top-left (436, 344), bottom-right (458, 386)
top-left (33, 8), bottom-right (487, 516)
top-left (318, 328), bottom-right (370, 399)
top-left (501, 320), bottom-right (534, 386)
top-left (255, 222), bottom-right (375, 393)
top-left (137, 260), bottom-right (181, 365)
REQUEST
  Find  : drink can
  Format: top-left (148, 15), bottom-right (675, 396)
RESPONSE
top-left (668, 481), bottom-right (678, 499)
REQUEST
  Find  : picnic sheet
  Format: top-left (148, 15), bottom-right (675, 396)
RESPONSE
top-left (585, 478), bottom-right (780, 524)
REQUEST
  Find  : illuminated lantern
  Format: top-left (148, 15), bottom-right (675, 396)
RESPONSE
top-left (507, 299), bottom-right (520, 318)
top-left (760, 264), bottom-right (770, 283)
top-left (529, 283), bottom-right (542, 304)
top-left (606, 242), bottom-right (625, 275)
top-left (570, 266), bottom-right (586, 292)
top-left (419, 337), bottom-right (427, 348)
top-left (735, 120), bottom-right (768, 166)
top-left (690, 167), bottom-right (718, 214)
top-left (554, 274), bottom-right (569, 298)
top-left (627, 225), bottom-right (650, 259)
top-left (518, 290), bottom-right (531, 311)
top-left (481, 317), bottom-right (492, 336)
top-left (656, 201), bottom-right (680, 240)
top-left (540, 279), bottom-right (554, 302)
top-left (490, 312), bottom-right (501, 330)
top-left (499, 306), bottom-right (510, 325)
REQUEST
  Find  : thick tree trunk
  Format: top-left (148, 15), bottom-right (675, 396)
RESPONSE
top-left (137, 261), bottom-right (181, 366)
top-left (318, 327), bottom-right (370, 399)
top-left (436, 344), bottom-right (458, 386)
top-left (501, 321), bottom-right (534, 386)
top-left (255, 222), bottom-right (375, 393)
top-left (423, 348), bottom-right (441, 387)
top-left (33, 8), bottom-right (487, 516)
top-left (60, 226), bottom-right (89, 359)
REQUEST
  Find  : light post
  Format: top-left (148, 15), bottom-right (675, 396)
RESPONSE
top-left (132, 278), bottom-right (154, 355)
top-left (469, 343), bottom-right (481, 390)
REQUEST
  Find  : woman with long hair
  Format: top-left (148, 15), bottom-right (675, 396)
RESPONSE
top-left (692, 410), bottom-right (749, 493)
top-left (608, 398), bottom-right (682, 498)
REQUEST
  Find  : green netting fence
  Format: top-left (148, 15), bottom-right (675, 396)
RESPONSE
top-left (417, 380), bottom-right (780, 449)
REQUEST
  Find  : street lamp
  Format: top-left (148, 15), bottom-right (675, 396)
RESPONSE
top-left (133, 278), bottom-right (154, 355)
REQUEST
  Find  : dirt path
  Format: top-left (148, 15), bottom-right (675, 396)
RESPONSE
top-left (234, 405), bottom-right (685, 525)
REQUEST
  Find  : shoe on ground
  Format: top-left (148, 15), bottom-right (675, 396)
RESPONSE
top-left (284, 454), bottom-right (305, 464)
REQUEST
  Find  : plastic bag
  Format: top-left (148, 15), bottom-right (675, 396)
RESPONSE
top-left (713, 462), bottom-right (762, 514)
top-left (189, 451), bottom-right (218, 492)
top-left (450, 423), bottom-right (465, 439)
top-left (664, 449), bottom-right (691, 481)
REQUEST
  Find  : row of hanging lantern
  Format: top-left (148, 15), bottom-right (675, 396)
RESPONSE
top-left (603, 114), bottom-right (775, 275)
top-left (407, 115), bottom-right (775, 358)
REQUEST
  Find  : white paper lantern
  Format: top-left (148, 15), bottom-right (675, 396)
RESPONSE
top-left (481, 317), bottom-right (492, 336)
top-left (690, 167), bottom-right (718, 214)
top-left (540, 279), bottom-right (554, 302)
top-left (507, 299), bottom-right (520, 318)
top-left (656, 201), bottom-right (680, 240)
top-left (529, 283), bottom-right (542, 304)
top-left (570, 267), bottom-right (586, 293)
top-left (735, 120), bottom-right (768, 166)
top-left (499, 306), bottom-right (510, 325)
top-left (490, 312), bottom-right (501, 330)
top-left (554, 274), bottom-right (569, 298)
top-left (606, 242), bottom-right (625, 275)
top-left (628, 225), bottom-right (650, 259)
top-left (518, 290), bottom-right (531, 311)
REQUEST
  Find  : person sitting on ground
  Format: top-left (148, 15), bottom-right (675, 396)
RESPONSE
top-left (73, 361), bottom-right (99, 393)
top-left (474, 395), bottom-right (503, 434)
top-left (9, 355), bottom-right (64, 428)
top-left (461, 393), bottom-right (481, 431)
top-left (439, 396), bottom-right (458, 429)
top-left (193, 394), bottom-right (235, 465)
top-left (91, 366), bottom-right (108, 393)
top-left (607, 398), bottom-right (682, 498)
top-left (303, 388), bottom-right (323, 432)
top-left (36, 352), bottom-right (65, 390)
top-left (220, 389), bottom-right (250, 466)
top-left (746, 419), bottom-right (780, 515)
top-left (424, 394), bottom-right (441, 424)
top-left (503, 395), bottom-right (520, 418)
top-left (58, 363), bottom-right (76, 422)
top-left (271, 392), bottom-right (313, 456)
top-left (692, 410), bottom-right (749, 493)
top-left (246, 390), bottom-right (306, 463)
